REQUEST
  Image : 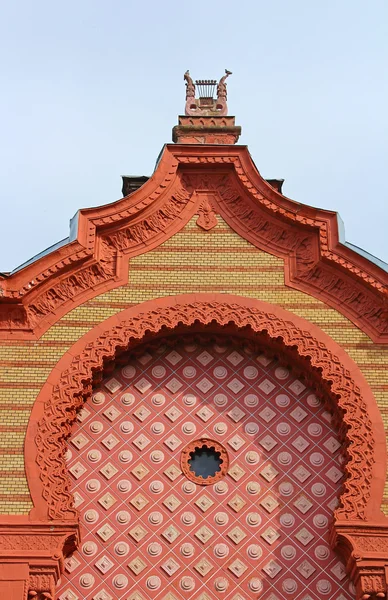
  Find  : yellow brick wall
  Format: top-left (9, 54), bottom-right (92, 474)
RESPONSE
top-left (0, 216), bottom-right (387, 514)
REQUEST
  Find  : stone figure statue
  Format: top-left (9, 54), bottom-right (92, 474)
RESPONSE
top-left (217, 69), bottom-right (232, 100)
top-left (184, 70), bottom-right (195, 99)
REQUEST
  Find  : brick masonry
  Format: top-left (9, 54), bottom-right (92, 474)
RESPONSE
top-left (0, 216), bottom-right (387, 515)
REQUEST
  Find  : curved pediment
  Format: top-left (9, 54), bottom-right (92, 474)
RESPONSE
top-left (0, 144), bottom-right (386, 341)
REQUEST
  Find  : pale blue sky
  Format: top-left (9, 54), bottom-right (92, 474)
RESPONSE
top-left (0, 0), bottom-right (387, 271)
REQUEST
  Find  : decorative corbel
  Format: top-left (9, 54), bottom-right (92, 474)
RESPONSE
top-left (0, 521), bottom-right (79, 600)
top-left (333, 523), bottom-right (388, 599)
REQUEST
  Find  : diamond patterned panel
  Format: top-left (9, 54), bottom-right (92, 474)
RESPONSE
top-left (57, 337), bottom-right (353, 600)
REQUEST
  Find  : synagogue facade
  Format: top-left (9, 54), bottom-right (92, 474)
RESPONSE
top-left (0, 72), bottom-right (387, 600)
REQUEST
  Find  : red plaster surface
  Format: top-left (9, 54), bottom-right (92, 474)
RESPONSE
top-left (57, 336), bottom-right (353, 600)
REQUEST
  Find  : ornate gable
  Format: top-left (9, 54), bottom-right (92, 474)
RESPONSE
top-left (0, 143), bottom-right (386, 341)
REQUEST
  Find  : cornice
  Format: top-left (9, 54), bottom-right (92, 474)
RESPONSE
top-left (0, 144), bottom-right (386, 341)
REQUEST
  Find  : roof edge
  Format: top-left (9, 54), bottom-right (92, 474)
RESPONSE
top-left (0, 144), bottom-right (386, 342)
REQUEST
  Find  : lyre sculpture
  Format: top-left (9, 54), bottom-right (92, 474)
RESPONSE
top-left (184, 69), bottom-right (232, 116)
top-left (173, 70), bottom-right (241, 144)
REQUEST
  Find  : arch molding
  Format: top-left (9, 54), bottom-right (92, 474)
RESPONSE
top-left (13, 294), bottom-right (388, 599)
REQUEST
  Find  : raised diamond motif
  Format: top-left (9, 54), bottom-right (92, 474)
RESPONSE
top-left (228, 435), bottom-right (245, 451)
top-left (96, 523), bottom-right (115, 541)
top-left (133, 405), bottom-right (151, 422)
top-left (64, 556), bottom-right (81, 573)
top-left (293, 465), bottom-right (311, 482)
top-left (162, 594), bottom-right (179, 600)
top-left (289, 380), bottom-right (306, 395)
top-left (228, 559), bottom-right (248, 578)
top-left (260, 464), bottom-right (279, 482)
top-left (59, 590), bottom-right (79, 600)
top-left (161, 525), bottom-right (180, 543)
top-left (228, 464), bottom-right (245, 481)
top-left (95, 555), bottom-right (114, 574)
top-left (324, 436), bottom-right (341, 453)
top-left (104, 377), bottom-right (122, 393)
top-left (164, 464), bottom-right (182, 481)
top-left (290, 407), bottom-right (308, 422)
top-left (261, 526), bottom-right (280, 545)
top-left (134, 378), bottom-right (152, 394)
top-left (93, 591), bottom-right (113, 600)
top-left (131, 463), bottom-right (150, 480)
top-left (196, 594), bottom-right (212, 600)
top-left (256, 354), bottom-right (272, 366)
top-left (99, 462), bottom-right (118, 480)
top-left (164, 434), bottom-right (182, 451)
top-left (260, 495), bottom-right (279, 513)
top-left (76, 407), bottom-right (90, 423)
top-left (294, 495), bottom-right (313, 514)
top-left (258, 407), bottom-right (276, 423)
top-left (292, 436), bottom-right (310, 452)
top-left (331, 561), bottom-right (347, 580)
top-left (128, 557), bottom-right (147, 575)
top-left (327, 496), bottom-right (339, 511)
top-left (227, 407), bottom-right (246, 422)
top-left (165, 350), bottom-right (183, 365)
top-left (71, 434), bottom-right (89, 450)
top-left (129, 493), bottom-right (149, 511)
top-left (163, 494), bottom-right (181, 512)
top-left (196, 406), bottom-right (214, 422)
top-left (165, 406), bottom-right (182, 422)
top-left (260, 435), bottom-right (278, 451)
top-left (69, 462), bottom-right (86, 479)
top-left (297, 560), bottom-right (316, 579)
top-left (196, 351), bottom-right (214, 366)
top-left (326, 466), bottom-right (343, 482)
top-left (227, 494), bottom-right (246, 513)
top-left (258, 379), bottom-right (276, 395)
top-left (195, 495), bottom-right (214, 512)
top-left (194, 558), bottom-right (214, 577)
top-left (127, 594), bottom-right (145, 600)
top-left (195, 525), bottom-right (214, 543)
top-left (295, 527), bottom-right (314, 546)
top-left (98, 492), bottom-right (116, 510)
top-left (161, 557), bottom-right (180, 576)
top-left (129, 525), bottom-right (148, 542)
top-left (227, 527), bottom-right (247, 544)
top-left (101, 434), bottom-right (119, 450)
top-left (227, 378), bottom-right (245, 394)
top-left (262, 560), bottom-right (282, 579)
top-left (137, 352), bottom-right (152, 365)
top-left (133, 434), bottom-right (151, 450)
top-left (196, 377), bottom-right (214, 393)
top-left (73, 492), bottom-right (84, 508)
top-left (166, 378), bottom-right (183, 393)
top-left (227, 351), bottom-right (244, 365)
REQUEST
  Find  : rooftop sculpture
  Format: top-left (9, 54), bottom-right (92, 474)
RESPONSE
top-left (184, 69), bottom-right (232, 116)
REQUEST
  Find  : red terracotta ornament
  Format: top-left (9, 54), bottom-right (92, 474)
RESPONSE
top-left (1, 294), bottom-right (388, 599)
top-left (0, 146), bottom-right (386, 342)
top-left (180, 438), bottom-right (229, 485)
top-left (196, 196), bottom-right (218, 230)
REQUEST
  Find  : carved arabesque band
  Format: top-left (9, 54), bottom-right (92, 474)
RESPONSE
top-left (33, 297), bottom-right (378, 522)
